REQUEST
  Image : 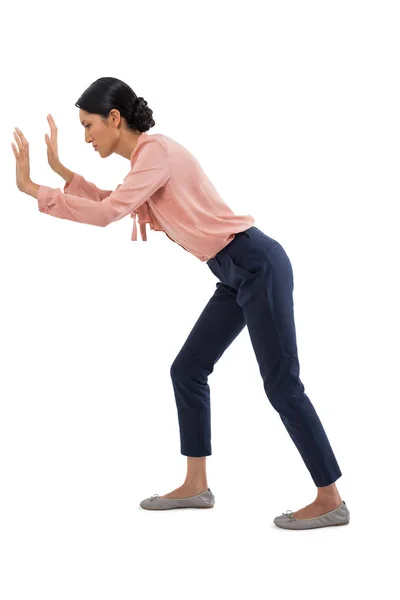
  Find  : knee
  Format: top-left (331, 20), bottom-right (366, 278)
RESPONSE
top-left (170, 359), bottom-right (209, 382)
top-left (170, 359), bottom-right (186, 380)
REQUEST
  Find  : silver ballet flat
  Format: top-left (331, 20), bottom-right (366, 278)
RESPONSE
top-left (140, 487), bottom-right (215, 510)
top-left (273, 501), bottom-right (350, 530)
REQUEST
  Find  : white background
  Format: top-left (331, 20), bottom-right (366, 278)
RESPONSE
top-left (1, 0), bottom-right (398, 598)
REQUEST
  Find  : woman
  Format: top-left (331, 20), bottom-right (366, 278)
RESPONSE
top-left (12, 77), bottom-right (350, 530)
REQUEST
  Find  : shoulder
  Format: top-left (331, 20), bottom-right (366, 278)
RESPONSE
top-left (130, 133), bottom-right (170, 167)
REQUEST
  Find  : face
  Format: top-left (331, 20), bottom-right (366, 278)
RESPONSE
top-left (79, 108), bottom-right (119, 158)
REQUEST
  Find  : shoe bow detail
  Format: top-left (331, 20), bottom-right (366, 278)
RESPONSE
top-left (282, 510), bottom-right (296, 521)
top-left (150, 494), bottom-right (160, 501)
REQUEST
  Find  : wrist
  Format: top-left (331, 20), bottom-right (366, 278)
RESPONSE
top-left (56, 164), bottom-right (74, 184)
top-left (24, 181), bottom-right (40, 198)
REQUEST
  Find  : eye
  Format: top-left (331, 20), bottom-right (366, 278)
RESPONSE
top-left (85, 124), bottom-right (90, 128)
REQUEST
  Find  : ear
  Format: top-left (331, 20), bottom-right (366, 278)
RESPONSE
top-left (109, 109), bottom-right (121, 127)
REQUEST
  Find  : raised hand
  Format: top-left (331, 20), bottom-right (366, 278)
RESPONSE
top-left (12, 127), bottom-right (32, 192)
top-left (45, 114), bottom-right (61, 172)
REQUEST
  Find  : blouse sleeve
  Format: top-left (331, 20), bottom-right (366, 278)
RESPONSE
top-left (62, 172), bottom-right (114, 201)
top-left (37, 139), bottom-right (170, 229)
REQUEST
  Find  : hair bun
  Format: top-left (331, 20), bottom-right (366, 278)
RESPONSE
top-left (134, 96), bottom-right (145, 110)
top-left (131, 95), bottom-right (155, 131)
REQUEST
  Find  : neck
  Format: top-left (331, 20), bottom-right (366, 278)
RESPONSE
top-left (115, 131), bottom-right (143, 160)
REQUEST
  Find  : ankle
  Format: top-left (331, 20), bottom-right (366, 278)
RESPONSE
top-left (316, 493), bottom-right (341, 506)
top-left (183, 478), bottom-right (208, 490)
top-left (316, 484), bottom-right (341, 504)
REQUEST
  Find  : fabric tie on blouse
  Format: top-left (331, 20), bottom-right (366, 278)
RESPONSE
top-left (130, 202), bottom-right (163, 241)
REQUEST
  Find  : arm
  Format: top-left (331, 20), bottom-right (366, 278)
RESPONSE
top-left (54, 164), bottom-right (75, 185)
top-left (31, 139), bottom-right (170, 228)
top-left (56, 164), bottom-right (114, 202)
top-left (62, 172), bottom-right (114, 201)
top-left (25, 173), bottom-right (115, 203)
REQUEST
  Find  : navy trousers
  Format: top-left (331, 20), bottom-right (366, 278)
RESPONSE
top-left (170, 226), bottom-right (342, 487)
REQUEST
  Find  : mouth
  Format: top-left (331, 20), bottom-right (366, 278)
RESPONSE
top-left (93, 145), bottom-right (98, 151)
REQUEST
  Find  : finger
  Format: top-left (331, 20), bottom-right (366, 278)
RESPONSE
top-left (47, 116), bottom-right (54, 136)
top-left (13, 131), bottom-right (28, 157)
top-left (15, 127), bottom-right (28, 145)
top-left (14, 129), bottom-right (25, 150)
top-left (14, 130), bottom-right (30, 158)
top-left (48, 114), bottom-right (57, 130)
top-left (13, 130), bottom-right (23, 150)
top-left (11, 142), bottom-right (21, 160)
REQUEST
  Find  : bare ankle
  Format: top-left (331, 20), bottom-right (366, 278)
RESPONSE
top-left (185, 457), bottom-right (207, 489)
top-left (184, 479), bottom-right (208, 490)
top-left (316, 483), bottom-right (341, 503)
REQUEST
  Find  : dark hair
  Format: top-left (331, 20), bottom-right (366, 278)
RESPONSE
top-left (75, 77), bottom-right (156, 133)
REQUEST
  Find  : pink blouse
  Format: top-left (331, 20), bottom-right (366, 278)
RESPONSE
top-left (37, 131), bottom-right (255, 262)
